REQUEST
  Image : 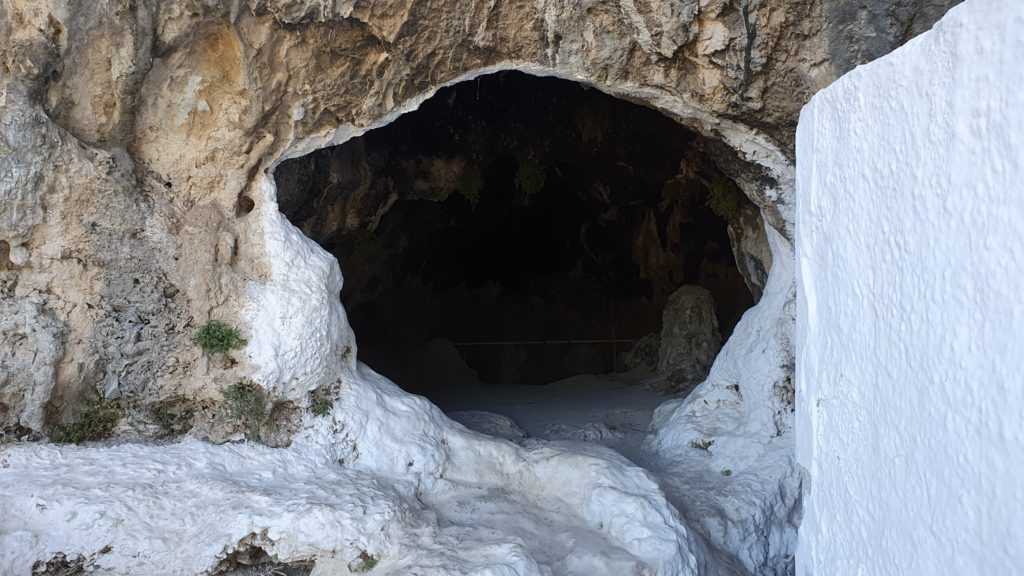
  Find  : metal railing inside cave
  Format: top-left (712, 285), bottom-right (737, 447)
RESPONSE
top-left (449, 339), bottom-right (638, 384)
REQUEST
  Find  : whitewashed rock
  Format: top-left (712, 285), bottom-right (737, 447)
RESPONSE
top-left (797, 1), bottom-right (1024, 572)
top-left (448, 410), bottom-right (529, 441)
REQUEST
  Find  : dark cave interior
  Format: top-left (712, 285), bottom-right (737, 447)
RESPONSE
top-left (275, 71), bottom-right (756, 395)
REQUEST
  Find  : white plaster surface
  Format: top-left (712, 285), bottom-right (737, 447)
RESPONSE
top-left (647, 225), bottom-right (799, 575)
top-left (244, 176), bottom-right (358, 400)
top-left (795, 1), bottom-right (1024, 573)
top-left (0, 364), bottom-right (701, 575)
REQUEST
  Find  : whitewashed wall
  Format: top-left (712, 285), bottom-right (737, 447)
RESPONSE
top-left (795, 1), bottom-right (1024, 574)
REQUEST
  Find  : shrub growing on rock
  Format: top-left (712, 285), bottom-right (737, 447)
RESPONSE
top-left (50, 402), bottom-right (122, 444)
top-left (311, 398), bottom-right (331, 417)
top-left (193, 320), bottom-right (246, 356)
top-left (706, 176), bottom-right (744, 222)
top-left (348, 551), bottom-right (379, 573)
top-left (222, 382), bottom-right (266, 424)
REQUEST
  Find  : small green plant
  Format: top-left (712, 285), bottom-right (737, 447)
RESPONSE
top-left (514, 158), bottom-right (546, 201)
top-left (454, 163), bottom-right (484, 208)
top-left (721, 468), bottom-right (733, 477)
top-left (50, 402), bottom-right (122, 444)
top-left (311, 398), bottom-right (331, 417)
top-left (193, 320), bottom-right (246, 356)
top-left (348, 550), bottom-right (379, 573)
top-left (222, 382), bottom-right (266, 424)
top-left (706, 176), bottom-right (744, 222)
top-left (690, 439), bottom-right (714, 451)
top-left (309, 387), bottom-right (334, 417)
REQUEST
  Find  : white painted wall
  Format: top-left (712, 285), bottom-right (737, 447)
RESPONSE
top-left (795, 1), bottom-right (1024, 574)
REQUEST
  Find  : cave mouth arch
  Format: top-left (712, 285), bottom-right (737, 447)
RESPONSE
top-left (274, 71), bottom-right (757, 442)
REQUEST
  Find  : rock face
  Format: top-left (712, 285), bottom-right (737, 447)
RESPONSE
top-left (728, 203), bottom-right (773, 301)
top-left (618, 285), bottom-right (722, 396)
top-left (0, 0), bottom-right (954, 430)
top-left (0, 0), bottom-right (960, 573)
top-left (823, 0), bottom-right (965, 74)
top-left (0, 300), bottom-right (64, 433)
top-left (0, 0), bottom-right (955, 436)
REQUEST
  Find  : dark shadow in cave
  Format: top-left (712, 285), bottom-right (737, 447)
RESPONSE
top-left (275, 71), bottom-right (756, 409)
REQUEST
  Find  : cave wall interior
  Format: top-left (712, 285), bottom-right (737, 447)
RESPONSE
top-left (0, 0), bottom-right (962, 574)
top-left (273, 71), bottom-right (758, 394)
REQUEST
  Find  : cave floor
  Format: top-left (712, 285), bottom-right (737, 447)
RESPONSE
top-left (431, 374), bottom-right (670, 465)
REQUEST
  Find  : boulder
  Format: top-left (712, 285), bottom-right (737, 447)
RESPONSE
top-left (658, 285), bottom-right (722, 395)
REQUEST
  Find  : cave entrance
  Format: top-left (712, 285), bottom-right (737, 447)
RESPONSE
top-left (275, 72), bottom-right (756, 446)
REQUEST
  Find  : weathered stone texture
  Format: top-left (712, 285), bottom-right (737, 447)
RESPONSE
top-left (658, 284), bottom-right (722, 395)
top-left (0, 0), bottom-right (956, 436)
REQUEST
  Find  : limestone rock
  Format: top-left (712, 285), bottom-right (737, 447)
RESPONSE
top-left (658, 285), bottom-right (721, 394)
top-left (0, 300), bottom-right (65, 433)
top-left (619, 332), bottom-right (661, 372)
top-left (824, 0), bottom-right (965, 75)
top-left (448, 410), bottom-right (529, 441)
top-left (0, 89), bottom-right (56, 246)
top-left (0, 0), bottom-right (962, 572)
top-left (0, 0), bottom-right (958, 429)
top-left (728, 204), bottom-right (773, 302)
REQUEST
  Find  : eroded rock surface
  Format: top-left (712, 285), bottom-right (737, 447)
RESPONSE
top-left (0, 0), bottom-right (960, 573)
top-left (0, 300), bottom-right (64, 433)
top-left (659, 285), bottom-right (722, 396)
top-left (1, 0), bottom-right (956, 438)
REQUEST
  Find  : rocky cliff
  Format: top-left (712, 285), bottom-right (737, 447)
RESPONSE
top-left (0, 1), bottom-right (959, 574)
top-left (0, 0), bottom-right (958, 438)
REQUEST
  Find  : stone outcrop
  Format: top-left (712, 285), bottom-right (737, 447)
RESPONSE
top-left (617, 284), bottom-right (722, 396)
top-left (620, 333), bottom-right (661, 372)
top-left (0, 0), bottom-right (960, 572)
top-left (0, 300), bottom-right (64, 433)
top-left (728, 203), bottom-right (773, 301)
top-left (0, 0), bottom-right (958, 436)
top-left (659, 285), bottom-right (722, 395)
